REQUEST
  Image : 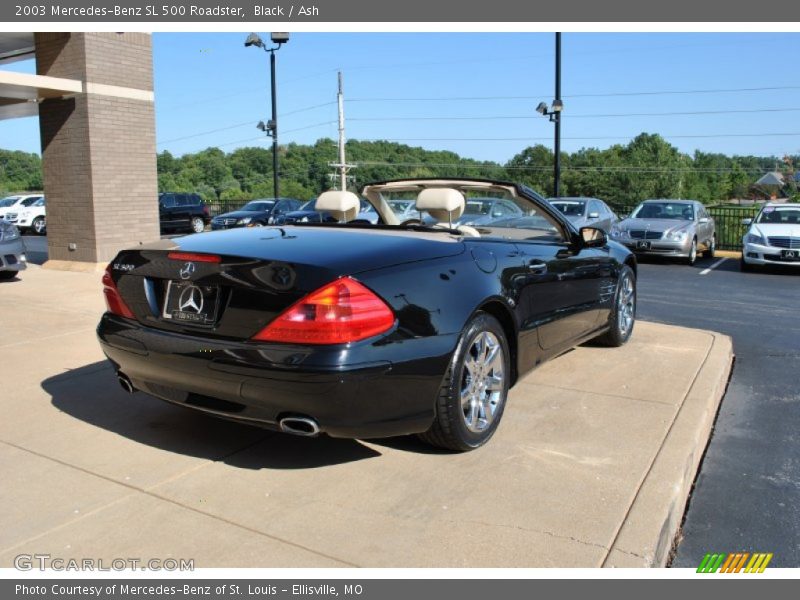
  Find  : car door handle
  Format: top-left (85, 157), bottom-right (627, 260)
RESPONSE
top-left (527, 260), bottom-right (548, 274)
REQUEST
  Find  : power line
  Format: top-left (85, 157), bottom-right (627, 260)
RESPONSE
top-left (348, 107), bottom-right (800, 122)
top-left (347, 85), bottom-right (800, 103)
top-left (355, 161), bottom-right (773, 173)
top-left (157, 101), bottom-right (336, 147)
top-left (356, 132), bottom-right (800, 142)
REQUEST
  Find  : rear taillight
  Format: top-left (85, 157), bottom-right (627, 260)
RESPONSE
top-left (202, 205), bottom-right (210, 217)
top-left (252, 277), bottom-right (395, 345)
top-left (102, 266), bottom-right (135, 319)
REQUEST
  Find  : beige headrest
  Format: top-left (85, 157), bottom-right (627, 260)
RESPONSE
top-left (315, 191), bottom-right (361, 223)
top-left (416, 188), bottom-right (465, 223)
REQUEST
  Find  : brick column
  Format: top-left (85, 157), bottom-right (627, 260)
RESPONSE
top-left (35, 32), bottom-right (159, 268)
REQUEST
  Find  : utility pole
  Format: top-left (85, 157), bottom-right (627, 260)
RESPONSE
top-left (329, 71), bottom-right (356, 190)
top-left (554, 32), bottom-right (562, 198)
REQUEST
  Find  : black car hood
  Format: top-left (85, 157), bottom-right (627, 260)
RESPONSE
top-left (155, 226), bottom-right (466, 274)
top-left (215, 209), bottom-right (269, 219)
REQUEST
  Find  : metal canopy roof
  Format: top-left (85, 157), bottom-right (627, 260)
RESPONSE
top-left (0, 70), bottom-right (82, 120)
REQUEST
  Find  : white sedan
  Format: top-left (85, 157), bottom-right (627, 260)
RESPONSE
top-left (741, 202), bottom-right (800, 270)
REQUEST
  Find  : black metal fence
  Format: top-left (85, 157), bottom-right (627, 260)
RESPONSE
top-left (609, 203), bottom-right (759, 251)
top-left (205, 200), bottom-right (251, 217)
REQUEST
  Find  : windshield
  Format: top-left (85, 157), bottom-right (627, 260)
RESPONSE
top-left (369, 183), bottom-right (566, 243)
top-left (22, 196), bottom-right (43, 207)
top-left (755, 206), bottom-right (800, 225)
top-left (388, 199), bottom-right (414, 214)
top-left (464, 200), bottom-right (494, 215)
top-left (632, 202), bottom-right (694, 221)
top-left (241, 201), bottom-right (274, 212)
top-left (0, 196), bottom-right (21, 207)
top-left (299, 200), bottom-right (315, 210)
top-left (551, 200), bottom-right (586, 217)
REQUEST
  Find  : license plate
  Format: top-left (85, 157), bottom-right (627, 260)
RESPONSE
top-left (636, 241), bottom-right (651, 250)
top-left (162, 280), bottom-right (220, 325)
top-left (781, 249), bottom-right (800, 261)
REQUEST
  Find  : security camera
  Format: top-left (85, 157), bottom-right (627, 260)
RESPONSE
top-left (244, 33), bottom-right (264, 48)
top-left (271, 32), bottom-right (290, 44)
top-left (535, 102), bottom-right (549, 115)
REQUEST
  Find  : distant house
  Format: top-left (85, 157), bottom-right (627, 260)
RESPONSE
top-left (754, 171), bottom-right (786, 199)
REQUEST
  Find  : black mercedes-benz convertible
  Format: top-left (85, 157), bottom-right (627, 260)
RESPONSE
top-left (98, 178), bottom-right (637, 451)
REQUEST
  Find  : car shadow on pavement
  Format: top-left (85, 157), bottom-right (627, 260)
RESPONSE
top-left (42, 362), bottom-right (382, 470)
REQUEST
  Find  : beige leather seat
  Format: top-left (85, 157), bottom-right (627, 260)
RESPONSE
top-left (314, 190), bottom-right (361, 223)
top-left (416, 188), bottom-right (480, 237)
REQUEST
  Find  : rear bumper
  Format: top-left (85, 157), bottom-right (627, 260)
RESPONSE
top-left (97, 313), bottom-right (455, 439)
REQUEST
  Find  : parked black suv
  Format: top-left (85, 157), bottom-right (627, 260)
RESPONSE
top-left (159, 193), bottom-right (211, 234)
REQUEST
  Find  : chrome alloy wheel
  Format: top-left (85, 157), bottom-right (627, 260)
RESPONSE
top-left (461, 331), bottom-right (506, 433)
top-left (617, 272), bottom-right (636, 337)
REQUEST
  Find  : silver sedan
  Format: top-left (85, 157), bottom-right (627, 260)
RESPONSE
top-left (0, 221), bottom-right (27, 280)
top-left (548, 197), bottom-right (619, 233)
top-left (610, 199), bottom-right (716, 265)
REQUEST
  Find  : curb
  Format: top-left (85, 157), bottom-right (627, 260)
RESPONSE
top-left (714, 250), bottom-right (741, 259)
top-left (602, 330), bottom-right (734, 567)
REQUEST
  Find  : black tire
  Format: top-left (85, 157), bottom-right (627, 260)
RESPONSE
top-left (418, 312), bottom-right (511, 452)
top-left (190, 217), bottom-right (205, 234)
top-left (0, 270), bottom-right (18, 281)
top-left (685, 238), bottom-right (698, 266)
top-left (32, 217), bottom-right (46, 236)
top-left (704, 235), bottom-right (716, 259)
top-left (595, 264), bottom-right (636, 347)
top-left (740, 256), bottom-right (754, 272)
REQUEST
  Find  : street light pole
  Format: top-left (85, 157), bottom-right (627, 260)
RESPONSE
top-left (245, 32), bottom-right (289, 200)
top-left (535, 33), bottom-right (564, 198)
top-left (554, 32), bottom-right (562, 198)
top-left (270, 48), bottom-right (279, 199)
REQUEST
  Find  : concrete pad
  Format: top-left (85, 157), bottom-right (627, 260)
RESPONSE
top-left (603, 330), bottom-right (733, 567)
top-left (0, 267), bottom-right (733, 567)
top-left (0, 444), bottom-right (131, 550)
top-left (0, 493), bottom-right (349, 568)
top-left (527, 322), bottom-right (714, 406)
top-left (148, 386), bottom-right (675, 565)
top-left (0, 364), bottom-right (271, 489)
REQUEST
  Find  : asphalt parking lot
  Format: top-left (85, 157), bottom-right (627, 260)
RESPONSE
top-left (634, 255), bottom-right (800, 566)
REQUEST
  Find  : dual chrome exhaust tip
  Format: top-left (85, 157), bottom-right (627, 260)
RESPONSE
top-left (279, 416), bottom-right (321, 437)
top-left (117, 372), bottom-right (135, 394)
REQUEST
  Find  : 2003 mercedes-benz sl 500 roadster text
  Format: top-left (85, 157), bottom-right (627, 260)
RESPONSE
top-left (97, 179), bottom-right (637, 451)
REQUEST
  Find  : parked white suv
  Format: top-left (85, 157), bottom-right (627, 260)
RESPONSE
top-left (0, 193), bottom-right (43, 221)
top-left (741, 202), bottom-right (800, 271)
top-left (5, 196), bottom-right (46, 235)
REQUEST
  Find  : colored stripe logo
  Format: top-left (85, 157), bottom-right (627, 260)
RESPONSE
top-left (697, 552), bottom-right (773, 573)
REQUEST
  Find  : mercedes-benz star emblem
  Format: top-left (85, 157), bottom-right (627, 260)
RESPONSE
top-left (179, 262), bottom-right (195, 280)
top-left (177, 285), bottom-right (204, 314)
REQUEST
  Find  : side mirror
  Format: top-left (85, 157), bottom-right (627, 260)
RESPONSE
top-left (588, 211), bottom-right (600, 219)
top-left (492, 211), bottom-right (503, 218)
top-left (699, 217), bottom-right (710, 224)
top-left (579, 226), bottom-right (607, 248)
top-left (741, 218), bottom-right (753, 226)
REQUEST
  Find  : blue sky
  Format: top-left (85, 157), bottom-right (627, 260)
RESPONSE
top-left (3, 32), bottom-right (800, 163)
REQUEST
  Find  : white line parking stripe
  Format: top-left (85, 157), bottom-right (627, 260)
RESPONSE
top-left (699, 258), bottom-right (728, 275)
